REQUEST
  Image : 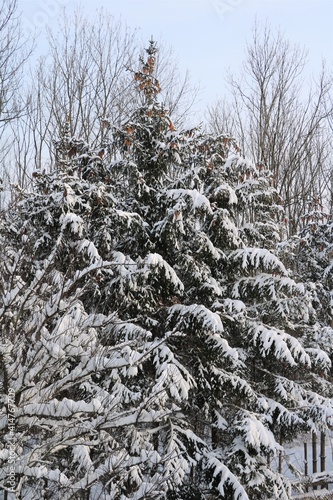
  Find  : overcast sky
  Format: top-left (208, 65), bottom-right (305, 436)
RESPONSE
top-left (20, 0), bottom-right (333, 117)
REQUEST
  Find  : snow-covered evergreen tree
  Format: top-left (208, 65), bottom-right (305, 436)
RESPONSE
top-left (277, 195), bottom-right (333, 392)
top-left (1, 40), bottom-right (333, 500)
top-left (0, 207), bottom-right (197, 498)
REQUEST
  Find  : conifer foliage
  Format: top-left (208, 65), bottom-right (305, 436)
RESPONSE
top-left (1, 40), bottom-right (332, 499)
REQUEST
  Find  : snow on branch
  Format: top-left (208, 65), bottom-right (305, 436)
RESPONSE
top-left (230, 247), bottom-right (288, 275)
top-left (204, 451), bottom-right (249, 500)
top-left (211, 366), bottom-right (257, 403)
top-left (232, 273), bottom-right (304, 301)
top-left (167, 304), bottom-right (239, 365)
top-left (264, 397), bottom-right (305, 428)
top-left (235, 412), bottom-right (282, 455)
top-left (140, 252), bottom-right (184, 292)
top-left (249, 323), bottom-right (311, 367)
top-left (165, 188), bottom-right (212, 214)
top-left (19, 397), bottom-right (102, 418)
top-left (152, 343), bottom-right (194, 402)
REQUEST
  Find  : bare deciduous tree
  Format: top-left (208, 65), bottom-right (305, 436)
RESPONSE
top-left (207, 22), bottom-right (332, 235)
top-left (0, 0), bottom-right (32, 127)
top-left (27, 7), bottom-right (137, 169)
top-left (15, 7), bottom-right (199, 174)
top-left (0, 0), bottom-right (34, 207)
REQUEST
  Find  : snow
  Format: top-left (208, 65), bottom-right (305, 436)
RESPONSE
top-left (202, 276), bottom-right (223, 296)
top-left (129, 481), bottom-right (161, 500)
top-left (60, 212), bottom-right (84, 236)
top-left (231, 247), bottom-right (288, 275)
top-left (115, 209), bottom-right (143, 228)
top-left (211, 366), bottom-right (256, 401)
top-left (63, 184), bottom-right (77, 207)
top-left (232, 273), bottom-right (304, 301)
top-left (2, 284), bottom-right (24, 307)
top-left (76, 238), bottom-right (101, 262)
top-left (205, 452), bottom-right (249, 499)
top-left (223, 298), bottom-right (246, 313)
top-left (323, 259), bottom-right (333, 278)
top-left (166, 304), bottom-right (240, 364)
top-left (213, 182), bottom-right (238, 205)
top-left (305, 348), bottom-right (331, 370)
top-left (240, 415), bottom-right (282, 453)
top-left (165, 188), bottom-right (212, 213)
top-left (142, 252), bottom-right (184, 291)
top-left (210, 334), bottom-right (239, 364)
top-left (168, 303), bottom-right (224, 333)
top-left (152, 343), bottom-right (194, 399)
top-left (112, 322), bottom-right (152, 342)
top-left (265, 397), bottom-right (304, 428)
top-left (16, 465), bottom-right (69, 485)
top-left (250, 323), bottom-right (311, 367)
top-left (21, 397), bottom-right (102, 417)
top-left (211, 208), bottom-right (240, 247)
top-left (72, 445), bottom-right (93, 471)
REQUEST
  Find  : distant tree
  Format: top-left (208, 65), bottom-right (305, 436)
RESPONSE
top-left (11, 7), bottom-right (199, 182)
top-left (0, 0), bottom-right (33, 127)
top-left (207, 22), bottom-right (333, 236)
top-left (0, 0), bottom-right (33, 207)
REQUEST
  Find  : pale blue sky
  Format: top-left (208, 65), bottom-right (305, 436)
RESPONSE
top-left (20, 0), bottom-right (333, 115)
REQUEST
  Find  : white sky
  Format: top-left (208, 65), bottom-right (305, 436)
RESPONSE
top-left (20, 0), bottom-right (333, 117)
